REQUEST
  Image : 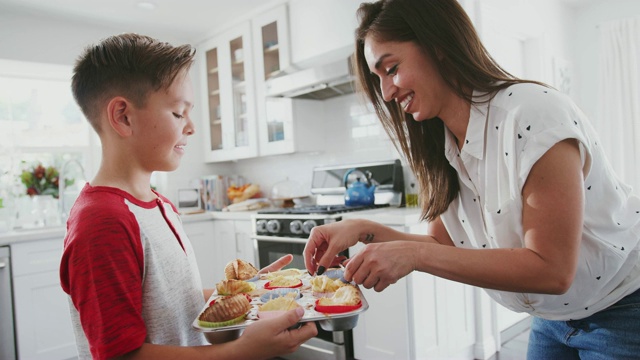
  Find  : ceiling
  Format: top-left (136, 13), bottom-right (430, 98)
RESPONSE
top-left (0, 0), bottom-right (279, 42)
top-left (0, 0), bottom-right (607, 43)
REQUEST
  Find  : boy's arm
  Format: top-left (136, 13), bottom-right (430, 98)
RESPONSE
top-left (115, 308), bottom-right (317, 360)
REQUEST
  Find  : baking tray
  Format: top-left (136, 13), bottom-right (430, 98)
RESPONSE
top-left (192, 270), bottom-right (369, 344)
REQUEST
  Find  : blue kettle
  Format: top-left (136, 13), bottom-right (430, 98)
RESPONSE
top-left (343, 168), bottom-right (376, 206)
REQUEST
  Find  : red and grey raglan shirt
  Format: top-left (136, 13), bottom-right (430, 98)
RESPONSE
top-left (60, 184), bottom-right (208, 360)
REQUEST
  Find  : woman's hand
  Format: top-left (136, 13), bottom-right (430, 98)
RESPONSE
top-left (303, 219), bottom-right (364, 275)
top-left (344, 241), bottom-right (418, 292)
top-left (235, 307), bottom-right (317, 359)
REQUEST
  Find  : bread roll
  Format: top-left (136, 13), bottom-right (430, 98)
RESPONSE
top-left (224, 259), bottom-right (258, 281)
top-left (199, 294), bottom-right (251, 323)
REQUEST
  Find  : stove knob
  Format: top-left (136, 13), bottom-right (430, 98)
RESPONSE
top-left (290, 220), bottom-right (304, 235)
top-left (302, 220), bottom-right (318, 234)
top-left (256, 219), bottom-right (268, 233)
top-left (266, 219), bottom-right (281, 234)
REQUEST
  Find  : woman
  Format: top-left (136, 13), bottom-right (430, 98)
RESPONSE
top-left (303, 0), bottom-right (640, 358)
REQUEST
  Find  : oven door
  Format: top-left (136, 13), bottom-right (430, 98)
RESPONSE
top-left (253, 235), bottom-right (353, 360)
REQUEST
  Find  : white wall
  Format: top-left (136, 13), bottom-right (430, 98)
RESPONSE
top-left (4, 1), bottom-right (639, 205)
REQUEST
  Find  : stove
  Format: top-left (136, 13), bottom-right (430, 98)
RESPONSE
top-left (254, 204), bottom-right (390, 239)
top-left (250, 160), bottom-right (404, 360)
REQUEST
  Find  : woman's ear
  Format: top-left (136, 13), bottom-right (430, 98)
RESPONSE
top-left (106, 97), bottom-right (133, 137)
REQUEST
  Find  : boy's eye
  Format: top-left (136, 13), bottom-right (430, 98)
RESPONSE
top-left (386, 64), bottom-right (398, 76)
top-left (173, 112), bottom-right (184, 119)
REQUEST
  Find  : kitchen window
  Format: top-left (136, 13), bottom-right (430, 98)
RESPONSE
top-left (0, 59), bottom-right (97, 208)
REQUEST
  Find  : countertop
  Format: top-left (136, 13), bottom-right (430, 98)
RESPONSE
top-left (0, 207), bottom-right (423, 246)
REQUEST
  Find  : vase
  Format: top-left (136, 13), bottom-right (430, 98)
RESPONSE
top-left (29, 195), bottom-right (59, 228)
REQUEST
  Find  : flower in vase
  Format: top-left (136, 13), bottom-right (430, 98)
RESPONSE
top-left (20, 163), bottom-right (73, 199)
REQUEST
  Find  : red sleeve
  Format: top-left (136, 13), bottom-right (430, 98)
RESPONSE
top-left (60, 191), bottom-right (146, 359)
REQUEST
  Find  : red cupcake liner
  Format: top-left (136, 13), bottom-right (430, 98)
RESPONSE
top-left (264, 280), bottom-right (303, 290)
top-left (314, 299), bottom-right (363, 314)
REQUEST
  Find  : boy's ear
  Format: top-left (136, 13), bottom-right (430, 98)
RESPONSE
top-left (106, 97), bottom-right (133, 137)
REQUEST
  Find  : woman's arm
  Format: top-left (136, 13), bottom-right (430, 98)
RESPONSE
top-left (412, 139), bottom-right (584, 294)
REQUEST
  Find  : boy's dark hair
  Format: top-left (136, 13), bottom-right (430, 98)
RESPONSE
top-left (71, 33), bottom-right (196, 132)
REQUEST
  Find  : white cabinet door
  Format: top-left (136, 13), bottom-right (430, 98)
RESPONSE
top-left (199, 21), bottom-right (258, 162)
top-left (288, 0), bottom-right (362, 66)
top-left (184, 219), bottom-right (237, 288)
top-left (12, 239), bottom-right (77, 360)
top-left (184, 219), bottom-right (218, 289)
top-left (350, 227), bottom-right (411, 360)
top-left (234, 220), bottom-right (257, 265)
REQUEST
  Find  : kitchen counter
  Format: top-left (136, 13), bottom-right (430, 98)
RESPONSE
top-left (0, 207), bottom-right (423, 246)
top-left (341, 206), bottom-right (423, 227)
top-left (0, 226), bottom-right (67, 246)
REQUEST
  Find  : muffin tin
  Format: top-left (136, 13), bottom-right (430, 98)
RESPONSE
top-left (192, 269), bottom-right (369, 344)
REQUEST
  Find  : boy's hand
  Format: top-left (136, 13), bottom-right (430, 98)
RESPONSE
top-left (258, 254), bottom-right (294, 274)
top-left (236, 307), bottom-right (317, 359)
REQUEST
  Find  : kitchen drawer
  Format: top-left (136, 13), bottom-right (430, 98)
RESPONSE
top-left (11, 238), bottom-right (64, 276)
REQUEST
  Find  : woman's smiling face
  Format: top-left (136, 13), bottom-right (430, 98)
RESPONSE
top-left (364, 35), bottom-right (453, 122)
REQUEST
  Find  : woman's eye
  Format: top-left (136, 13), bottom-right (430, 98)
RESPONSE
top-left (386, 65), bottom-right (398, 76)
top-left (173, 112), bottom-right (184, 119)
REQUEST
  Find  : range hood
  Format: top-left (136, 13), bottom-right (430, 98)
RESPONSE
top-left (265, 58), bottom-right (356, 100)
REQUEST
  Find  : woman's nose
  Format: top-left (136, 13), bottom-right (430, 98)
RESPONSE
top-left (380, 78), bottom-right (397, 102)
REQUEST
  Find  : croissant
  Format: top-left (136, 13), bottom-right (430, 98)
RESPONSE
top-left (216, 279), bottom-right (255, 295)
top-left (317, 285), bottom-right (361, 306)
top-left (224, 259), bottom-right (258, 281)
top-left (199, 294), bottom-right (251, 323)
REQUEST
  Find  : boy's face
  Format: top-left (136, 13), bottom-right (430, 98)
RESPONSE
top-left (129, 70), bottom-right (195, 173)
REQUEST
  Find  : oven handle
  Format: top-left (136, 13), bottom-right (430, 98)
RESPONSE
top-left (252, 235), bottom-right (309, 244)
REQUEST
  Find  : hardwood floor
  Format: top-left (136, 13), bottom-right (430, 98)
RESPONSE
top-left (488, 329), bottom-right (530, 360)
top-left (488, 317), bottom-right (531, 360)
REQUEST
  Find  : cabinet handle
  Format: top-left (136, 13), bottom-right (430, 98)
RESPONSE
top-left (0, 261), bottom-right (6, 269)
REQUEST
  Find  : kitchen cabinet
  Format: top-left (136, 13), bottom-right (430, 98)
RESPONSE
top-left (12, 238), bottom-right (77, 360)
top-left (288, 0), bottom-right (362, 67)
top-left (350, 221), bottom-right (476, 359)
top-left (252, 4), bottom-right (296, 156)
top-left (184, 218), bottom-right (256, 289)
top-left (184, 218), bottom-right (218, 289)
top-left (233, 220), bottom-right (257, 265)
top-left (184, 218), bottom-right (236, 288)
top-left (350, 226), bottom-right (411, 360)
top-left (199, 21), bottom-right (258, 162)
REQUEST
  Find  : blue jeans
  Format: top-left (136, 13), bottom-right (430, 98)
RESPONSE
top-left (527, 287), bottom-right (640, 359)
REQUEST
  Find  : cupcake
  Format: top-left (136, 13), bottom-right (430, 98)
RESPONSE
top-left (311, 275), bottom-right (346, 297)
top-left (224, 259), bottom-right (259, 281)
top-left (198, 294), bottom-right (251, 327)
top-left (258, 293), bottom-right (301, 319)
top-left (216, 279), bottom-right (256, 295)
top-left (264, 275), bottom-right (303, 289)
top-left (315, 285), bottom-right (362, 314)
top-left (261, 268), bottom-right (304, 280)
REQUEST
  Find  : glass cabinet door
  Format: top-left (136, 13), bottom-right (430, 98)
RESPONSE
top-left (200, 22), bottom-right (257, 162)
top-left (205, 47), bottom-right (222, 151)
top-left (230, 36), bottom-right (248, 148)
top-left (253, 4), bottom-right (294, 156)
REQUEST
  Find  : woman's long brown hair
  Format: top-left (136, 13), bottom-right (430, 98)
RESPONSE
top-left (354, 0), bottom-right (546, 221)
